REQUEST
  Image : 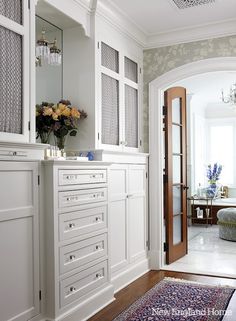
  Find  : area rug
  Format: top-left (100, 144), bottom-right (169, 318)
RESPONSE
top-left (113, 278), bottom-right (235, 321)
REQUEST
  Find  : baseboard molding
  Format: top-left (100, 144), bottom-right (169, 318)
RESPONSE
top-left (111, 258), bottom-right (150, 293)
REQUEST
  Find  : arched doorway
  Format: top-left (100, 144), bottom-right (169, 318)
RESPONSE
top-left (149, 57), bottom-right (236, 274)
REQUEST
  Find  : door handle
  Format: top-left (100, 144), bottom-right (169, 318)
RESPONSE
top-left (183, 185), bottom-right (189, 190)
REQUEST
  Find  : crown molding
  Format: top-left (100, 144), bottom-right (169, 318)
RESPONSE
top-left (145, 18), bottom-right (236, 49)
top-left (97, 1), bottom-right (236, 49)
top-left (97, 0), bottom-right (147, 47)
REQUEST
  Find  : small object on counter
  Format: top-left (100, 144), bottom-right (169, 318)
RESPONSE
top-left (66, 156), bottom-right (88, 161)
top-left (87, 151), bottom-right (94, 161)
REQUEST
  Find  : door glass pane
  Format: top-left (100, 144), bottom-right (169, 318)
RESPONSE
top-left (172, 155), bottom-right (181, 184)
top-left (125, 85), bottom-right (138, 148)
top-left (124, 57), bottom-right (138, 83)
top-left (101, 74), bottom-right (119, 145)
top-left (0, 0), bottom-right (22, 25)
top-left (0, 26), bottom-right (22, 134)
top-left (173, 186), bottom-right (181, 215)
top-left (173, 215), bottom-right (182, 245)
top-left (172, 125), bottom-right (181, 154)
top-left (172, 98), bottom-right (181, 124)
top-left (101, 42), bottom-right (119, 73)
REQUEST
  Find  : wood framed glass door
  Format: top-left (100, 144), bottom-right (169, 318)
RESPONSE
top-left (164, 87), bottom-right (188, 264)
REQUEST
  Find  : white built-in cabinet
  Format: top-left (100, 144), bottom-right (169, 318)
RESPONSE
top-left (0, 161), bottom-right (40, 321)
top-left (0, 0), bottom-right (30, 142)
top-left (42, 161), bottom-right (114, 321)
top-left (109, 163), bottom-right (148, 290)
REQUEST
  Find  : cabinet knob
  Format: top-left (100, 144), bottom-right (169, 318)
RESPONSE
top-left (95, 245), bottom-right (101, 251)
top-left (96, 273), bottom-right (102, 279)
top-left (69, 286), bottom-right (76, 293)
top-left (95, 217), bottom-right (101, 222)
top-left (69, 255), bottom-right (76, 261)
top-left (68, 223), bottom-right (75, 229)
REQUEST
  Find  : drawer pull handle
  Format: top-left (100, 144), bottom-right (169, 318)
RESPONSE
top-left (69, 255), bottom-right (76, 261)
top-left (95, 245), bottom-right (102, 251)
top-left (68, 223), bottom-right (75, 229)
top-left (66, 197), bottom-right (71, 201)
top-left (96, 273), bottom-right (102, 279)
top-left (69, 286), bottom-right (76, 293)
top-left (93, 194), bottom-right (96, 198)
top-left (90, 174), bottom-right (96, 178)
top-left (95, 217), bottom-right (101, 222)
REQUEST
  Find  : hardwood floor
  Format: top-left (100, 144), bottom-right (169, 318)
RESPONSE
top-left (88, 270), bottom-right (236, 321)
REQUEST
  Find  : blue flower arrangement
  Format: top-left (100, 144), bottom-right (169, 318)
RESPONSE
top-left (206, 163), bottom-right (222, 198)
top-left (207, 163), bottom-right (222, 184)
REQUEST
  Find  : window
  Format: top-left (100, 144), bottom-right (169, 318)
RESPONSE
top-left (208, 124), bottom-right (234, 186)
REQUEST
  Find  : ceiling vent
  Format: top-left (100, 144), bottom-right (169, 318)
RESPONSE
top-left (172, 0), bottom-right (216, 9)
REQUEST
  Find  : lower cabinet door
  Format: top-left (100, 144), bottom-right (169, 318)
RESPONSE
top-left (0, 162), bottom-right (40, 321)
top-left (128, 165), bottom-right (147, 262)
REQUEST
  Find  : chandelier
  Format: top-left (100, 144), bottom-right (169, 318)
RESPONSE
top-left (36, 29), bottom-right (62, 67)
top-left (221, 83), bottom-right (236, 106)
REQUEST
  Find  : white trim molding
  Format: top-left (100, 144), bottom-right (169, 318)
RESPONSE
top-left (42, 0), bottom-right (93, 36)
top-left (146, 18), bottom-right (236, 49)
top-left (149, 57), bottom-right (236, 271)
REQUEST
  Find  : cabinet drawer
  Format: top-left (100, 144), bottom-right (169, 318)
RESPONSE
top-left (58, 169), bottom-right (107, 186)
top-left (60, 260), bottom-right (108, 307)
top-left (60, 234), bottom-right (107, 274)
top-left (59, 206), bottom-right (107, 241)
top-left (58, 188), bottom-right (107, 209)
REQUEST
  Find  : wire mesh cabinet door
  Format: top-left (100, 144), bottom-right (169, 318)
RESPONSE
top-left (99, 40), bottom-right (142, 152)
top-left (0, 0), bottom-right (30, 142)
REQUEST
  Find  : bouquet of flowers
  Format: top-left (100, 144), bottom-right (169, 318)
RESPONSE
top-left (36, 100), bottom-right (87, 149)
top-left (206, 163), bottom-right (222, 198)
top-left (206, 163), bottom-right (222, 185)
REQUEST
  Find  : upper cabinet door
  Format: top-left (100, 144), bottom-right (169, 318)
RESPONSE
top-left (124, 57), bottom-right (139, 150)
top-left (100, 42), bottom-right (121, 150)
top-left (99, 41), bottom-right (141, 152)
top-left (0, 0), bottom-right (30, 142)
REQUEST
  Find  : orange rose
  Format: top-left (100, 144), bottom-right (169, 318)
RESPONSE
top-left (43, 107), bottom-right (53, 116)
top-left (62, 107), bottom-right (71, 117)
top-left (71, 107), bottom-right (81, 119)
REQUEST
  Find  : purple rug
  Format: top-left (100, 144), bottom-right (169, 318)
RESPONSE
top-left (113, 278), bottom-right (235, 321)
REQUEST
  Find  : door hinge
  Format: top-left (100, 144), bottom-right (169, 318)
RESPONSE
top-left (163, 105), bottom-right (167, 116)
top-left (97, 41), bottom-right (100, 49)
top-left (140, 139), bottom-right (142, 146)
top-left (39, 290), bottom-right (42, 301)
top-left (38, 175), bottom-right (40, 186)
top-left (98, 132), bottom-right (100, 140)
top-left (146, 240), bottom-right (150, 248)
top-left (146, 172), bottom-right (148, 179)
top-left (140, 67), bottom-right (142, 74)
top-left (164, 242), bottom-right (168, 252)
top-left (28, 121), bottom-right (31, 131)
top-left (163, 174), bottom-right (168, 183)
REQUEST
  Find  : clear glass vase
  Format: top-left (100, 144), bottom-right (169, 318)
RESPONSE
top-left (56, 135), bottom-right (66, 151)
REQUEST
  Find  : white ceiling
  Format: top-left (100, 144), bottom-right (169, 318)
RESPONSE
top-left (175, 71), bottom-right (236, 117)
top-left (102, 0), bottom-right (236, 47)
top-left (108, 0), bottom-right (236, 35)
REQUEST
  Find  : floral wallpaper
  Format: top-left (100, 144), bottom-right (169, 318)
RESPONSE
top-left (143, 35), bottom-right (236, 152)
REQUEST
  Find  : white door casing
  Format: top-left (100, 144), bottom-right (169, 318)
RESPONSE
top-left (149, 57), bottom-right (236, 270)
